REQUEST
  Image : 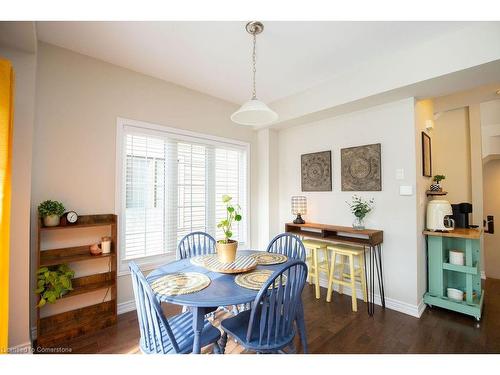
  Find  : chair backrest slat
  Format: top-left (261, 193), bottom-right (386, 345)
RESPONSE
top-left (266, 233), bottom-right (306, 261)
top-left (178, 231), bottom-right (216, 259)
top-left (246, 261), bottom-right (308, 348)
top-left (129, 262), bottom-right (181, 353)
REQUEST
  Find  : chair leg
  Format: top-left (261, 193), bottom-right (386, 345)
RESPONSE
top-left (349, 254), bottom-right (357, 312)
top-left (213, 342), bottom-right (221, 354)
top-left (219, 332), bottom-right (228, 354)
top-left (313, 248), bottom-right (320, 299)
top-left (326, 251), bottom-right (336, 302)
top-left (358, 253), bottom-right (368, 302)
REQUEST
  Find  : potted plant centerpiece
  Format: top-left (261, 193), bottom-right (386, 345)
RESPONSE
top-left (347, 195), bottom-right (375, 230)
top-left (430, 174), bottom-right (446, 192)
top-left (35, 264), bottom-right (75, 307)
top-left (38, 200), bottom-right (65, 227)
top-left (216, 194), bottom-right (242, 263)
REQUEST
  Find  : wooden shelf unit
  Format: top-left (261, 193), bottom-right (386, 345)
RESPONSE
top-left (35, 214), bottom-right (118, 349)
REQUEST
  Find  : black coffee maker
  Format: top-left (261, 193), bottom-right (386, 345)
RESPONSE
top-left (451, 203), bottom-right (475, 228)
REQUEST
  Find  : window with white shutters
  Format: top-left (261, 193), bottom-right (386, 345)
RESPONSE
top-left (117, 119), bottom-right (249, 271)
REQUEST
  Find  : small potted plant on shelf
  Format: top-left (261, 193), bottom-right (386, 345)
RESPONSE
top-left (430, 174), bottom-right (446, 192)
top-left (35, 264), bottom-right (75, 307)
top-left (216, 194), bottom-right (242, 263)
top-left (347, 195), bottom-right (375, 230)
top-left (38, 200), bottom-right (65, 227)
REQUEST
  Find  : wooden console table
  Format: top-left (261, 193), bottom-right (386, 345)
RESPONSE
top-left (285, 222), bottom-right (385, 316)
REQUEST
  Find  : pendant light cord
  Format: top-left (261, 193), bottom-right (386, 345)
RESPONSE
top-left (252, 32), bottom-right (257, 100)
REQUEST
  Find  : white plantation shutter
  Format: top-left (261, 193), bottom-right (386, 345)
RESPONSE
top-left (176, 142), bottom-right (208, 242)
top-left (215, 148), bottom-right (247, 244)
top-left (125, 133), bottom-right (167, 260)
top-left (120, 122), bottom-right (248, 267)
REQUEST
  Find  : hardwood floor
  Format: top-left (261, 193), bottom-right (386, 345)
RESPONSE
top-left (49, 278), bottom-right (500, 354)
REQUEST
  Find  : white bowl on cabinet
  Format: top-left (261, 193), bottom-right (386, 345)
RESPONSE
top-left (447, 288), bottom-right (464, 301)
top-left (449, 250), bottom-right (465, 266)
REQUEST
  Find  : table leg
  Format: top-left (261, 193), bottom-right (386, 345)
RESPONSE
top-left (375, 244), bottom-right (386, 308)
top-left (296, 300), bottom-right (308, 354)
top-left (363, 245), bottom-right (385, 316)
top-left (192, 307), bottom-right (206, 354)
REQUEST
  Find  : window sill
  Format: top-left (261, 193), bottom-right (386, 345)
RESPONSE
top-left (118, 254), bottom-right (176, 276)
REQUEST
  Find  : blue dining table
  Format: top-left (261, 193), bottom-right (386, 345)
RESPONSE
top-left (147, 250), bottom-right (308, 354)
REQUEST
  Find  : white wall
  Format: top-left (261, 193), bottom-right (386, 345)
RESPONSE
top-left (256, 128), bottom-right (279, 250)
top-left (433, 107), bottom-right (472, 204)
top-left (32, 42), bottom-right (258, 320)
top-left (415, 99), bottom-right (434, 305)
top-left (277, 98), bottom-right (422, 314)
top-left (0, 46), bottom-right (36, 349)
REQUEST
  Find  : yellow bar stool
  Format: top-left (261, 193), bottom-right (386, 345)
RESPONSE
top-left (302, 239), bottom-right (330, 299)
top-left (326, 244), bottom-right (367, 312)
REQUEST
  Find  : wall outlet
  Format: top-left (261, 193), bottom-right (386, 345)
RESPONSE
top-left (399, 185), bottom-right (413, 196)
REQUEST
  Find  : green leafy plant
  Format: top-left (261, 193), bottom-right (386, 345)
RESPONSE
top-left (346, 195), bottom-right (375, 219)
top-left (433, 175), bottom-right (446, 184)
top-left (35, 264), bottom-right (75, 307)
top-left (38, 200), bottom-right (65, 217)
top-left (216, 195), bottom-right (242, 243)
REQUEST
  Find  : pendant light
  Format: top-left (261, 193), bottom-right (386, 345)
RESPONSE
top-left (231, 21), bottom-right (278, 126)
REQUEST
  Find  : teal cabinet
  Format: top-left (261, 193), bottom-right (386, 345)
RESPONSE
top-left (423, 229), bottom-right (484, 320)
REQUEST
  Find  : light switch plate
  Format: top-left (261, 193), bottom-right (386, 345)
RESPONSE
top-left (399, 185), bottom-right (413, 196)
top-left (396, 168), bottom-right (405, 180)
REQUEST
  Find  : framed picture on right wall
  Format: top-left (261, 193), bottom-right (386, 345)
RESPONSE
top-left (422, 132), bottom-right (432, 177)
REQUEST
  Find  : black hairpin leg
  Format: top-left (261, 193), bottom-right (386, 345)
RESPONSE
top-left (364, 245), bottom-right (385, 316)
top-left (375, 244), bottom-right (386, 308)
top-left (363, 247), bottom-right (371, 315)
top-left (364, 246), bottom-right (375, 316)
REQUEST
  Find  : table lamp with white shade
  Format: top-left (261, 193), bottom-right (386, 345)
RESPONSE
top-left (291, 196), bottom-right (307, 224)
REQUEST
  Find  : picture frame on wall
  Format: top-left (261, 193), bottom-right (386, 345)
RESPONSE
top-left (422, 132), bottom-right (432, 177)
top-left (301, 150), bottom-right (332, 191)
top-left (340, 143), bottom-right (382, 191)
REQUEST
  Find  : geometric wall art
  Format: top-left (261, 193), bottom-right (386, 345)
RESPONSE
top-left (341, 143), bottom-right (382, 191)
top-left (301, 150), bottom-right (332, 192)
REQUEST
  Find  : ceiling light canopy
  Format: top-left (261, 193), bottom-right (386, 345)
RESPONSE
top-left (231, 21), bottom-right (278, 127)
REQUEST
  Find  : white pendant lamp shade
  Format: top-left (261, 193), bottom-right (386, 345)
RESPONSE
top-left (231, 99), bottom-right (278, 126)
top-left (231, 21), bottom-right (278, 127)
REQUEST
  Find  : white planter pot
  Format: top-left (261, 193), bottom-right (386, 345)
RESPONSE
top-left (43, 214), bottom-right (60, 227)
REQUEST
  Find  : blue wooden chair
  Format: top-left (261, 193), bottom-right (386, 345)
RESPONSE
top-left (220, 260), bottom-right (308, 353)
top-left (177, 231), bottom-right (216, 260)
top-left (266, 233), bottom-right (307, 261)
top-left (129, 262), bottom-right (222, 354)
top-left (237, 233), bottom-right (307, 314)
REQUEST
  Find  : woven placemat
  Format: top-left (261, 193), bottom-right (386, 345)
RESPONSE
top-left (252, 252), bottom-right (288, 265)
top-left (235, 269), bottom-right (287, 291)
top-left (150, 272), bottom-right (210, 296)
top-left (203, 255), bottom-right (257, 274)
top-left (190, 255), bottom-right (210, 267)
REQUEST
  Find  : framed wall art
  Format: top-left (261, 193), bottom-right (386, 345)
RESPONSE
top-left (341, 143), bottom-right (382, 191)
top-left (422, 132), bottom-right (432, 177)
top-left (301, 150), bottom-right (332, 192)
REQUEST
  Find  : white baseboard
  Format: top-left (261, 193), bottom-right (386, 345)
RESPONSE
top-left (417, 299), bottom-right (427, 317)
top-left (8, 341), bottom-right (33, 354)
top-left (118, 300), bottom-right (136, 315)
top-left (316, 275), bottom-right (422, 318)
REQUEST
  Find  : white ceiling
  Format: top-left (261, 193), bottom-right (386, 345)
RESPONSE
top-left (36, 21), bottom-right (474, 105)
